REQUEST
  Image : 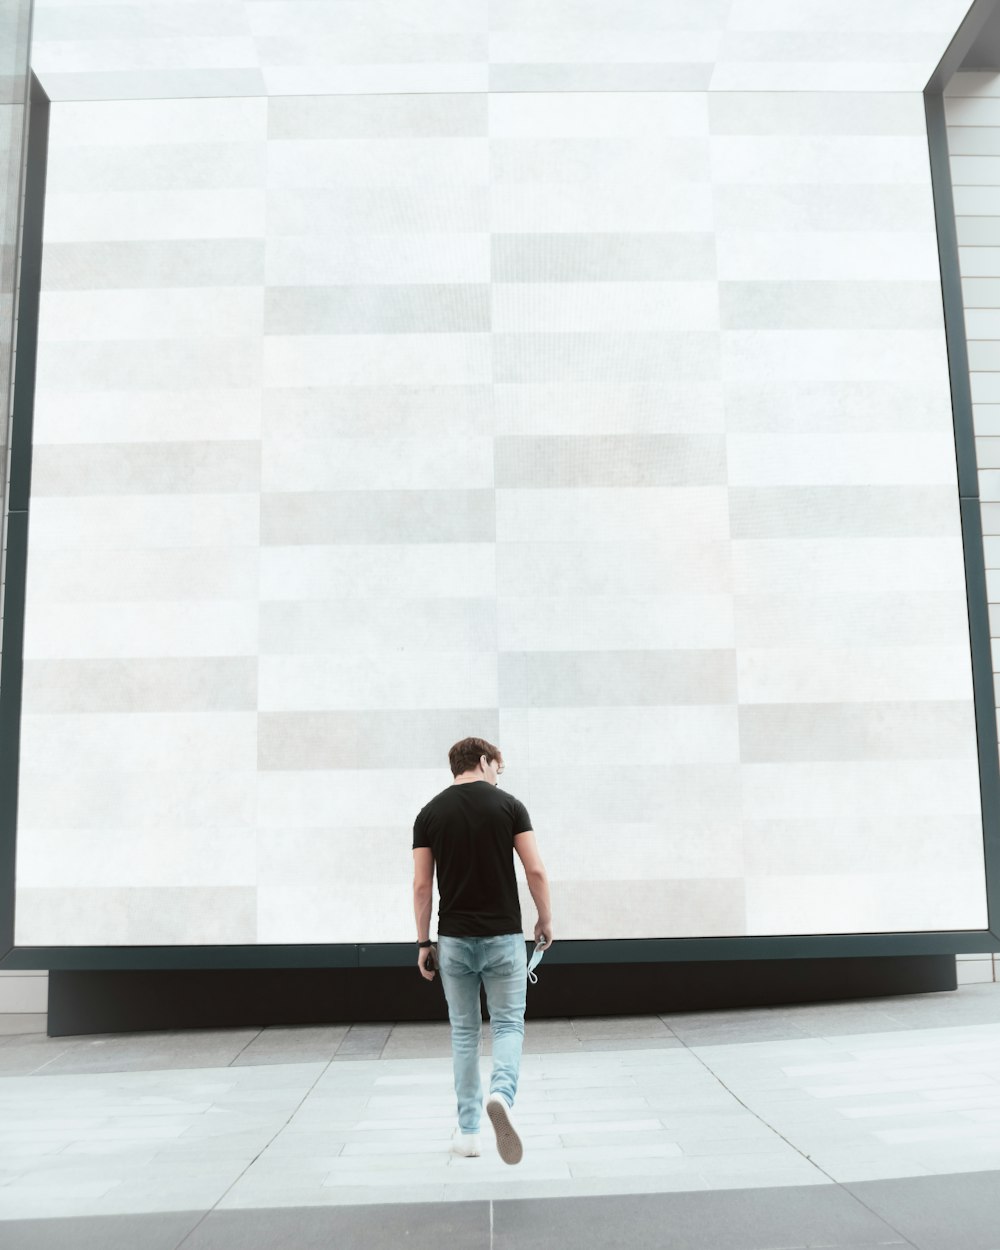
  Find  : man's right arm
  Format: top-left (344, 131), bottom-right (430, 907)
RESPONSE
top-left (513, 829), bottom-right (553, 947)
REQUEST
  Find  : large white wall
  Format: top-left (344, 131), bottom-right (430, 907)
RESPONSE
top-left (9, 0), bottom-right (992, 949)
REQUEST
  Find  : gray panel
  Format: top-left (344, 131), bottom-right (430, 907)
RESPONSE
top-left (258, 709), bottom-right (501, 770)
top-left (557, 876), bottom-right (747, 937)
top-left (529, 766), bottom-right (742, 823)
top-left (723, 379), bottom-right (954, 433)
top-left (736, 593), bottom-right (967, 647)
top-left (709, 91), bottom-right (926, 136)
top-left (739, 702), bottom-right (977, 762)
top-left (713, 184), bottom-right (935, 232)
top-left (264, 285), bottom-right (490, 335)
top-left (40, 240), bottom-right (265, 289)
top-left (261, 489), bottom-right (496, 545)
top-left (729, 486), bottom-right (960, 539)
top-left (24, 548), bottom-right (258, 602)
top-left (499, 650), bottom-right (736, 706)
top-left (720, 281), bottom-right (944, 330)
top-left (20, 658), bottom-right (258, 713)
top-left (40, 69), bottom-right (268, 101)
top-left (492, 332), bottom-right (720, 383)
top-left (30, 443), bottom-right (261, 496)
top-left (488, 0), bottom-right (732, 30)
top-left (259, 598), bottom-right (497, 655)
top-left (262, 384), bottom-right (492, 438)
top-left (44, 143), bottom-right (266, 192)
top-left (267, 186), bottom-right (488, 235)
top-left (491, 137), bottom-right (709, 185)
top-left (15, 886), bottom-right (258, 945)
top-left (33, 4), bottom-right (248, 38)
top-left (494, 434), bottom-right (727, 488)
top-left (35, 342), bottom-right (262, 392)
top-left (492, 234), bottom-right (716, 282)
top-left (489, 63), bottom-right (712, 91)
top-left (268, 94), bottom-right (488, 139)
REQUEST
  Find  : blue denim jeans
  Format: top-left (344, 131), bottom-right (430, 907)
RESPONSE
top-left (436, 933), bottom-right (527, 1134)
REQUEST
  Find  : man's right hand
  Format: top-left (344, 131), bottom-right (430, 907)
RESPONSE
top-left (534, 922), bottom-right (553, 950)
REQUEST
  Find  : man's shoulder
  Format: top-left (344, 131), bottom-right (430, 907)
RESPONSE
top-left (421, 785), bottom-right (458, 811)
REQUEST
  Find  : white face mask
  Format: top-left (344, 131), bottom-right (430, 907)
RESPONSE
top-left (527, 939), bottom-right (546, 985)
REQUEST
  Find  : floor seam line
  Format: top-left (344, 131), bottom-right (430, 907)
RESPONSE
top-left (171, 1054), bottom-right (338, 1250)
top-left (683, 1042), bottom-right (839, 1184)
top-left (684, 1043), bottom-right (924, 1249)
top-left (226, 1026), bottom-right (265, 1068)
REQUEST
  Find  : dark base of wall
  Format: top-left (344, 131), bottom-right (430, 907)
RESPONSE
top-left (47, 955), bottom-right (956, 1037)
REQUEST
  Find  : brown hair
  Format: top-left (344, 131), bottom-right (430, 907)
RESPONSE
top-left (448, 736), bottom-right (503, 778)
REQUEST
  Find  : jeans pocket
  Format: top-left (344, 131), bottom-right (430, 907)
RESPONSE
top-left (485, 935), bottom-right (522, 978)
top-left (437, 938), bottom-right (465, 976)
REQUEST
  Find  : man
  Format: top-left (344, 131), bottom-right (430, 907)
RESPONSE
top-left (412, 735), bottom-right (553, 1165)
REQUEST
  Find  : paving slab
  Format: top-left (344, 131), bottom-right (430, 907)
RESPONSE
top-left (491, 1186), bottom-right (909, 1250)
top-left (0, 1212), bottom-right (205, 1250)
top-left (847, 1170), bottom-right (1000, 1250)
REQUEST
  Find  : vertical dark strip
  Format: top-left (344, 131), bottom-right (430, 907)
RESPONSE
top-left (924, 93), bottom-right (979, 497)
top-left (0, 73), bottom-right (49, 961)
top-left (960, 496), bottom-right (1000, 934)
top-left (8, 74), bottom-right (50, 514)
top-left (924, 85), bottom-right (1000, 940)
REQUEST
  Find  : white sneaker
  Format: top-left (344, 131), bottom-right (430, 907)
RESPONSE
top-left (450, 1127), bottom-right (481, 1157)
top-left (486, 1093), bottom-right (523, 1165)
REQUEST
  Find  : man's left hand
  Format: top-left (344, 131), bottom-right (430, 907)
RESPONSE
top-left (418, 945), bottom-right (437, 981)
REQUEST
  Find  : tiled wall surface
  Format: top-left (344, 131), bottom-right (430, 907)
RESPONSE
top-left (7, 0), bottom-right (994, 949)
top-left (947, 70), bottom-right (1000, 744)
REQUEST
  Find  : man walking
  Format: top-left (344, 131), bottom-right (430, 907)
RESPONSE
top-left (412, 736), bottom-right (553, 1164)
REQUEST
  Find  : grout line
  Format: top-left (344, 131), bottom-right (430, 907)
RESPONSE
top-left (683, 1041), bottom-right (839, 1184)
top-left (226, 1025), bottom-right (265, 1067)
top-left (173, 1048), bottom-right (340, 1250)
top-left (678, 1035), bottom-right (947, 1250)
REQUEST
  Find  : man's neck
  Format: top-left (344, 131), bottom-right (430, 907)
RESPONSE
top-left (453, 773), bottom-right (487, 785)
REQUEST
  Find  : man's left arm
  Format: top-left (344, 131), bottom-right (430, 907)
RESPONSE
top-left (413, 847), bottom-right (435, 942)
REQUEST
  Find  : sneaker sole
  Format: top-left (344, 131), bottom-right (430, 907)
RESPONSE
top-left (486, 1097), bottom-right (523, 1166)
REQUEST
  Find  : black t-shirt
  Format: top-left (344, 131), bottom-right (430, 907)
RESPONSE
top-left (412, 781), bottom-right (532, 938)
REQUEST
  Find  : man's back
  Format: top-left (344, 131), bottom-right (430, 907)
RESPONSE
top-left (412, 781), bottom-right (533, 938)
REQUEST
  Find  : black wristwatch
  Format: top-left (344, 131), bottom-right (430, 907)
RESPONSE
top-left (417, 940), bottom-right (433, 948)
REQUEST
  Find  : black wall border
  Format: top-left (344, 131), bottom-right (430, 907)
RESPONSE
top-left (3, 49), bottom-right (1000, 989)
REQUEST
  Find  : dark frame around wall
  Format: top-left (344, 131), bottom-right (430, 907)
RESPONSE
top-left (2, 47), bottom-right (1000, 982)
